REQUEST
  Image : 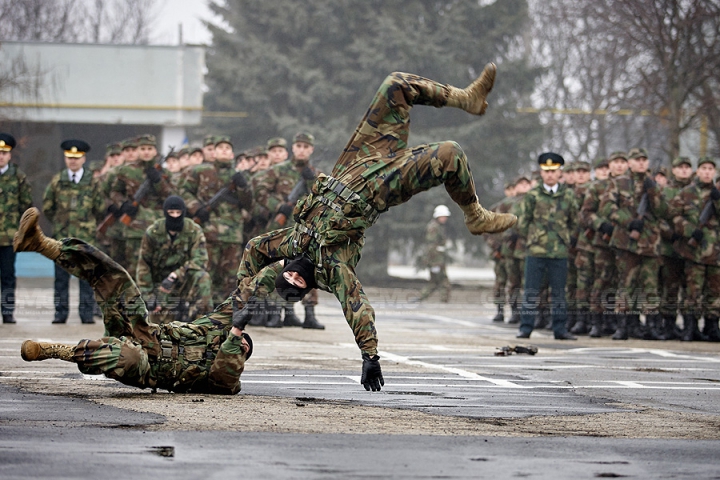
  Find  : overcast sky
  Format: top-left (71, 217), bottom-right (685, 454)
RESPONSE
top-left (153, 0), bottom-right (218, 45)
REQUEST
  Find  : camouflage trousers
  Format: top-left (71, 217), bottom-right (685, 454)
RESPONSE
top-left (614, 250), bottom-right (660, 314)
top-left (590, 247), bottom-right (616, 314)
top-left (574, 249), bottom-right (595, 311)
top-left (566, 252), bottom-right (578, 313)
top-left (507, 257), bottom-right (524, 307)
top-left (208, 241), bottom-right (244, 306)
top-left (683, 262), bottom-right (720, 317)
top-left (418, 266), bottom-right (451, 302)
top-left (54, 239), bottom-right (159, 389)
top-left (659, 256), bottom-right (686, 316)
top-left (123, 238), bottom-right (142, 279)
top-left (148, 268), bottom-right (214, 324)
top-left (234, 72), bottom-right (485, 356)
top-left (492, 258), bottom-right (508, 306)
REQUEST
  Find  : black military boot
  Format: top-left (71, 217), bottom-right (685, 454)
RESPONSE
top-left (264, 299), bottom-right (283, 328)
top-left (2, 314), bottom-right (15, 324)
top-left (534, 310), bottom-right (550, 330)
top-left (602, 311), bottom-right (617, 335)
top-left (660, 314), bottom-right (679, 340)
top-left (628, 314), bottom-right (647, 339)
top-left (492, 304), bottom-right (504, 323)
top-left (612, 314), bottom-right (628, 340)
top-left (566, 310), bottom-right (577, 333)
top-left (588, 312), bottom-right (604, 338)
top-left (643, 313), bottom-right (663, 340)
top-left (507, 301), bottom-right (520, 324)
top-left (302, 305), bottom-right (325, 330)
top-left (680, 314), bottom-right (704, 342)
top-left (570, 308), bottom-right (589, 335)
top-left (283, 305), bottom-right (304, 327)
top-left (702, 315), bottom-right (720, 342)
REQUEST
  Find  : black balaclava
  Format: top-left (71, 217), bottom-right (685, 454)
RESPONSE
top-left (163, 195), bottom-right (186, 233)
top-left (274, 255), bottom-right (317, 302)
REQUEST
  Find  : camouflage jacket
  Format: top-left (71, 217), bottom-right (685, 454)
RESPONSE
top-left (421, 219), bottom-right (449, 268)
top-left (96, 166), bottom-right (124, 240)
top-left (42, 169), bottom-right (105, 243)
top-left (109, 159), bottom-right (174, 239)
top-left (254, 160), bottom-right (303, 218)
top-left (515, 184), bottom-right (578, 259)
top-left (669, 179), bottom-right (720, 266)
top-left (598, 171), bottom-right (666, 257)
top-left (486, 196), bottom-right (515, 254)
top-left (580, 177), bottom-right (614, 249)
top-left (152, 318), bottom-right (245, 395)
top-left (572, 182), bottom-right (594, 252)
top-left (136, 217), bottom-right (209, 296)
top-left (179, 160), bottom-right (253, 243)
top-left (0, 163), bottom-right (33, 245)
top-left (508, 195), bottom-right (527, 259)
top-left (659, 177), bottom-right (693, 258)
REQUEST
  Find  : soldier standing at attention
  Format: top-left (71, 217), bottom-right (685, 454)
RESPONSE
top-left (267, 137), bottom-right (289, 167)
top-left (515, 153), bottom-right (578, 340)
top-left (599, 147), bottom-right (665, 340)
top-left (43, 140), bottom-right (105, 324)
top-left (657, 157), bottom-right (694, 339)
top-left (180, 136), bottom-right (253, 305)
top-left (568, 160), bottom-right (593, 334)
top-left (505, 176), bottom-right (532, 324)
top-left (108, 134), bottom-right (174, 275)
top-left (137, 196), bottom-right (212, 323)
top-left (415, 205), bottom-right (452, 303)
top-left (488, 181), bottom-right (516, 322)
top-left (670, 157), bottom-right (720, 342)
top-left (202, 135), bottom-right (217, 163)
top-left (0, 133), bottom-right (33, 324)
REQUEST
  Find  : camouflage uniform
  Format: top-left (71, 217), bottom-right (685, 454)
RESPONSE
top-left (43, 168), bottom-right (105, 323)
top-left (109, 160), bottom-right (174, 275)
top-left (488, 196), bottom-right (515, 319)
top-left (231, 72), bottom-right (484, 356)
top-left (568, 179), bottom-right (592, 332)
top-left (515, 182), bottom-right (578, 337)
top-left (137, 217), bottom-right (213, 323)
top-left (0, 163), bottom-right (33, 321)
top-left (53, 238), bottom-right (247, 394)
top-left (506, 195), bottom-right (527, 322)
top-left (416, 218), bottom-right (451, 302)
top-left (96, 166), bottom-right (126, 265)
top-left (669, 176), bottom-right (720, 341)
top-left (179, 159), bottom-right (252, 305)
top-left (599, 170), bottom-right (665, 338)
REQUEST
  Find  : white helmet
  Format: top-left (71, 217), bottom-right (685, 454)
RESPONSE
top-left (433, 205), bottom-right (451, 218)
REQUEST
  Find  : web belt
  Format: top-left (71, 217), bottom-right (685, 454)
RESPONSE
top-left (323, 175), bottom-right (379, 223)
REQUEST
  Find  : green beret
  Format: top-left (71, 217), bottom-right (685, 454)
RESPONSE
top-left (671, 156), bottom-right (692, 168)
top-left (697, 157), bottom-right (717, 168)
top-left (628, 147), bottom-right (648, 159)
top-left (293, 132), bottom-right (315, 146)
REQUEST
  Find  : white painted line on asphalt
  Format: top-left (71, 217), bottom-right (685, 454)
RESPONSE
top-left (613, 381), bottom-right (646, 388)
top-left (380, 351), bottom-right (527, 388)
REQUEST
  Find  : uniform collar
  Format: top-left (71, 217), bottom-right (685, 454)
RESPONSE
top-left (0, 164), bottom-right (8, 175)
top-left (68, 168), bottom-right (84, 183)
top-left (543, 183), bottom-right (559, 194)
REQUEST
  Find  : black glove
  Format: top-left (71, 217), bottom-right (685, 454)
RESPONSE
top-left (300, 165), bottom-right (315, 181)
top-left (711, 187), bottom-right (720, 201)
top-left (161, 275), bottom-right (175, 292)
top-left (360, 353), bottom-right (384, 392)
top-left (146, 293), bottom-right (158, 311)
top-left (599, 222), bottom-right (614, 236)
top-left (277, 203), bottom-right (294, 218)
top-left (145, 165), bottom-right (162, 184)
top-left (628, 219), bottom-right (644, 232)
top-left (643, 177), bottom-right (656, 191)
top-left (120, 201), bottom-right (139, 218)
top-left (692, 229), bottom-right (704, 243)
top-left (232, 296), bottom-right (262, 330)
top-left (194, 207), bottom-right (210, 224)
top-left (107, 204), bottom-right (122, 218)
top-left (232, 171), bottom-right (248, 189)
top-left (570, 236), bottom-right (578, 248)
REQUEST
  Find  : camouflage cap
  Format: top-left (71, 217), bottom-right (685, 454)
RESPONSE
top-left (564, 162), bottom-right (576, 173)
top-left (654, 166), bottom-right (669, 177)
top-left (203, 134), bottom-right (217, 147)
top-left (593, 157), bottom-right (609, 169)
top-left (514, 175), bottom-right (531, 185)
top-left (697, 156), bottom-right (717, 168)
top-left (165, 150), bottom-right (179, 160)
top-left (0, 133), bottom-right (16, 152)
top-left (575, 160), bottom-right (592, 172)
top-left (608, 151), bottom-right (628, 162)
top-left (189, 145), bottom-right (204, 155)
top-left (538, 152), bottom-right (564, 171)
top-left (671, 156), bottom-right (692, 168)
top-left (267, 137), bottom-right (288, 149)
top-left (105, 143), bottom-right (122, 156)
top-left (121, 137), bottom-right (139, 149)
top-left (88, 160), bottom-right (104, 172)
top-left (178, 146), bottom-right (190, 156)
top-left (136, 134), bottom-right (157, 147)
top-left (214, 135), bottom-right (233, 148)
top-left (503, 181), bottom-right (514, 189)
top-left (293, 132), bottom-right (315, 146)
top-left (628, 147), bottom-right (648, 159)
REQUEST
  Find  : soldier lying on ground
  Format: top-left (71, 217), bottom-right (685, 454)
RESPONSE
top-left (16, 208), bottom-right (252, 394)
top-left (226, 65), bottom-right (516, 391)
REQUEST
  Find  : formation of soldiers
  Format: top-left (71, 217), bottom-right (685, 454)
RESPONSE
top-left (0, 131), bottom-right (325, 329)
top-left (490, 148), bottom-right (720, 342)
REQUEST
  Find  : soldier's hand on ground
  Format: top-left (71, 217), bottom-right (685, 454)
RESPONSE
top-left (643, 177), bottom-right (656, 191)
top-left (232, 171), bottom-right (248, 189)
top-left (599, 222), bottom-right (614, 237)
top-left (361, 353), bottom-right (384, 391)
top-left (300, 165), bottom-right (315, 180)
top-left (120, 201), bottom-right (139, 217)
top-left (711, 186), bottom-right (720, 201)
top-left (145, 165), bottom-right (162, 183)
top-left (194, 207), bottom-right (210, 224)
top-left (692, 228), bottom-right (704, 243)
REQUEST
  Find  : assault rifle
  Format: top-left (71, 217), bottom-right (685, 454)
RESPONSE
top-left (629, 190), bottom-right (649, 241)
top-left (192, 182), bottom-right (238, 225)
top-left (688, 199), bottom-right (716, 247)
top-left (273, 178), bottom-right (309, 227)
top-left (97, 174), bottom-right (155, 235)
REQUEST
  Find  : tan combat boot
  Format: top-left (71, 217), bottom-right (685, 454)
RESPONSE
top-left (13, 207), bottom-right (61, 260)
top-left (446, 62), bottom-right (496, 115)
top-left (21, 340), bottom-right (75, 362)
top-left (461, 202), bottom-right (517, 235)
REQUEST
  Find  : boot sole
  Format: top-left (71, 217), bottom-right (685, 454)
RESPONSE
top-left (20, 340), bottom-right (39, 361)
